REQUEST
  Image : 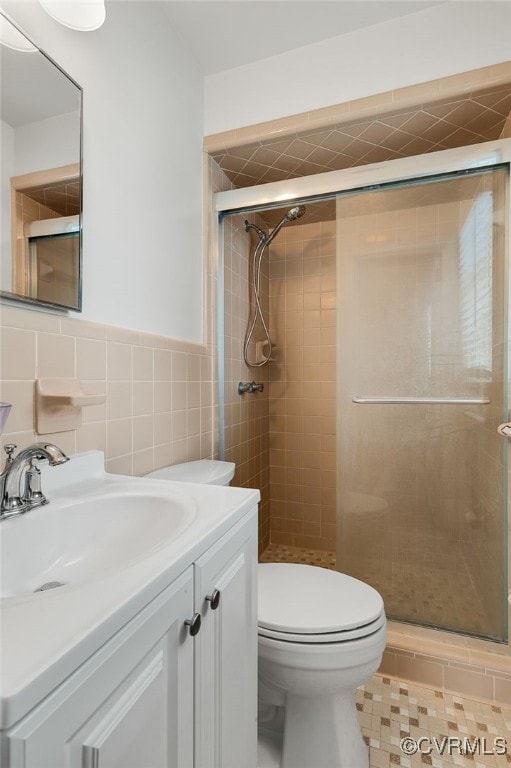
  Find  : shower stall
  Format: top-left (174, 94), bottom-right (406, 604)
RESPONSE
top-left (216, 141), bottom-right (510, 642)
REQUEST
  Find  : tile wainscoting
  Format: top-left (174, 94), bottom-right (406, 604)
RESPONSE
top-left (0, 303), bottom-right (215, 476)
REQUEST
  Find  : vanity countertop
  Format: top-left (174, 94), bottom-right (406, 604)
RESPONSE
top-left (0, 451), bottom-right (259, 730)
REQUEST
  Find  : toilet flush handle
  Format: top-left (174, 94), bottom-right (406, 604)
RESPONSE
top-left (205, 589), bottom-right (221, 610)
top-left (497, 422), bottom-right (511, 438)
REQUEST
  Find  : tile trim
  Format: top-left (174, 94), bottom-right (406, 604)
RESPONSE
top-left (385, 622), bottom-right (511, 706)
top-left (204, 61), bottom-right (511, 153)
top-left (0, 304), bottom-right (207, 355)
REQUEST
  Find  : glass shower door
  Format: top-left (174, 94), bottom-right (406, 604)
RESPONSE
top-left (336, 167), bottom-right (508, 640)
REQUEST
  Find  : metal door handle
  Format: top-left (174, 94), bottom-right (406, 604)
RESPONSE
top-left (205, 589), bottom-right (221, 610)
top-left (352, 396), bottom-right (490, 405)
top-left (497, 423), bottom-right (511, 438)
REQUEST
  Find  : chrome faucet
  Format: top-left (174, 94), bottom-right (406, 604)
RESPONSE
top-left (238, 381), bottom-right (264, 395)
top-left (0, 442), bottom-right (69, 519)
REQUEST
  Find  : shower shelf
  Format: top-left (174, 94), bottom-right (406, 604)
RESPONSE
top-left (352, 396), bottom-right (491, 405)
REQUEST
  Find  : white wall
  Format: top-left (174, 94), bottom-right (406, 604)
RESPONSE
top-left (13, 111), bottom-right (80, 176)
top-left (204, 2), bottom-right (511, 135)
top-left (2, 1), bottom-right (204, 343)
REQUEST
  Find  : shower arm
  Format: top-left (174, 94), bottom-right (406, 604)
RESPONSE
top-left (245, 221), bottom-right (267, 242)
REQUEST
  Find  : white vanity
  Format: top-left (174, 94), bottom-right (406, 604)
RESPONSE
top-left (0, 451), bottom-right (259, 768)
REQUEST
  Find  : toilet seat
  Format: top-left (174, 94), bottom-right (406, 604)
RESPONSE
top-left (258, 563), bottom-right (384, 643)
top-left (258, 610), bottom-right (386, 644)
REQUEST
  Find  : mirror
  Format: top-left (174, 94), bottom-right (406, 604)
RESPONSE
top-left (0, 12), bottom-right (82, 311)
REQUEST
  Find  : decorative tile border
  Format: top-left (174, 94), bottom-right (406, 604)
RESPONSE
top-left (205, 62), bottom-right (511, 154)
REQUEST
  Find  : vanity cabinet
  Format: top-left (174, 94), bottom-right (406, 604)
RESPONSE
top-left (1, 511), bottom-right (257, 768)
top-left (194, 513), bottom-right (257, 768)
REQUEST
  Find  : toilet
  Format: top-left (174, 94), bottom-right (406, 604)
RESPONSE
top-left (146, 460), bottom-right (386, 768)
top-left (258, 563), bottom-right (386, 768)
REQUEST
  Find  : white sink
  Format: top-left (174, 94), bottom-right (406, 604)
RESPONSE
top-left (0, 489), bottom-right (196, 599)
top-left (0, 450), bottom-right (260, 730)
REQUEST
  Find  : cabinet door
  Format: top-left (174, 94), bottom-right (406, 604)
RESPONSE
top-left (6, 568), bottom-right (194, 768)
top-left (194, 511), bottom-right (258, 768)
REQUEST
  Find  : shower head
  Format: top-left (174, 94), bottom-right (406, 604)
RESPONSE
top-left (285, 205), bottom-right (306, 222)
top-left (244, 205), bottom-right (307, 248)
top-left (266, 204), bottom-right (307, 245)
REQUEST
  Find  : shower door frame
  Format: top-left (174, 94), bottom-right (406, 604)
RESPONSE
top-left (214, 139), bottom-right (511, 635)
top-left (215, 139), bottom-right (511, 452)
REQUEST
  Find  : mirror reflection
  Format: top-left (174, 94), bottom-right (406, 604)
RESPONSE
top-left (0, 13), bottom-right (82, 311)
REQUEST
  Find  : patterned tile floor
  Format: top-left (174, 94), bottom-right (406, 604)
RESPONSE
top-left (358, 675), bottom-right (511, 768)
top-left (258, 544), bottom-right (511, 767)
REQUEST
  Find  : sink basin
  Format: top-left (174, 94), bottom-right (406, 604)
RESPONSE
top-left (0, 450), bottom-right (261, 732)
top-left (0, 489), bottom-right (196, 599)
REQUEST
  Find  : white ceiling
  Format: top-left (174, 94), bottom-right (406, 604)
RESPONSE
top-left (161, 0), bottom-right (446, 75)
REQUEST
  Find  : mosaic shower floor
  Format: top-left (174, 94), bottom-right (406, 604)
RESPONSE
top-left (259, 543), bottom-right (489, 636)
top-left (258, 544), bottom-right (511, 766)
top-left (260, 542), bottom-right (336, 570)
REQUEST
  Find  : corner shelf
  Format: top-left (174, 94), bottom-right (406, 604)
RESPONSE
top-left (36, 378), bottom-right (106, 435)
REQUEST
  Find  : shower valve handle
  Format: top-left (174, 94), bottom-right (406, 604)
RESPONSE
top-left (238, 381), bottom-right (264, 395)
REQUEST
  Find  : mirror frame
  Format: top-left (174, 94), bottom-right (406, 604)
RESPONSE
top-left (0, 11), bottom-right (83, 312)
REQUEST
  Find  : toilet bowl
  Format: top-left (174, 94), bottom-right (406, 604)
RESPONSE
top-left (258, 563), bottom-right (386, 768)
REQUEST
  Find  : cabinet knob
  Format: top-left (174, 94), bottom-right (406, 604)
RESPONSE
top-left (185, 612), bottom-right (201, 636)
top-left (205, 588), bottom-right (221, 610)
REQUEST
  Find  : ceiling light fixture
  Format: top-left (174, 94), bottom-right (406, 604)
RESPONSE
top-left (37, 0), bottom-right (106, 32)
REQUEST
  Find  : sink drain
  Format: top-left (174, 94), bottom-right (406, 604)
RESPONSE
top-left (34, 581), bottom-right (65, 592)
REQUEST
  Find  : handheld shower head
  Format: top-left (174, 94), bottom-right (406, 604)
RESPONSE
top-left (243, 203), bottom-right (306, 369)
top-left (266, 205), bottom-right (307, 245)
top-left (285, 205), bottom-right (306, 221)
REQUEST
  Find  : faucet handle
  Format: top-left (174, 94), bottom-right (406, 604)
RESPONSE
top-left (23, 457), bottom-right (47, 507)
top-left (3, 444), bottom-right (17, 464)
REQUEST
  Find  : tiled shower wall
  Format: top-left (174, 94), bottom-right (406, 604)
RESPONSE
top-left (267, 219), bottom-right (337, 551)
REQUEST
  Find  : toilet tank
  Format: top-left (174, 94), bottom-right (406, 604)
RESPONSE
top-left (145, 459), bottom-right (235, 486)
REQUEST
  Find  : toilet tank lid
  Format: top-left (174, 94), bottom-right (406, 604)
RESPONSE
top-left (145, 459), bottom-right (235, 485)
